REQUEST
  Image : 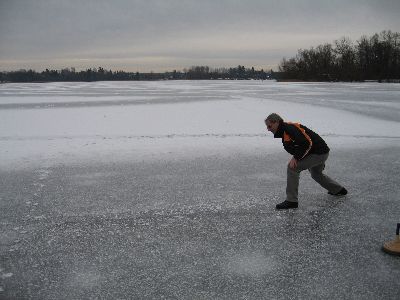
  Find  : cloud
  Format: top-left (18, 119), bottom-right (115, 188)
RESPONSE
top-left (1, 0), bottom-right (399, 71)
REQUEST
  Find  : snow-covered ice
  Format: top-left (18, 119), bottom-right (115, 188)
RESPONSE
top-left (1, 81), bottom-right (400, 170)
top-left (0, 80), bottom-right (399, 299)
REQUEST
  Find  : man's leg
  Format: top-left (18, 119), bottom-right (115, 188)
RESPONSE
top-left (286, 154), bottom-right (329, 203)
top-left (286, 166), bottom-right (301, 203)
top-left (308, 153), bottom-right (343, 194)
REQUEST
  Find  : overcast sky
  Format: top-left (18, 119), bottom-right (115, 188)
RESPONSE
top-left (1, 0), bottom-right (399, 72)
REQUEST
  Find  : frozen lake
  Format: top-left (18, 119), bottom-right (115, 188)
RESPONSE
top-left (1, 81), bottom-right (400, 299)
top-left (1, 80), bottom-right (400, 170)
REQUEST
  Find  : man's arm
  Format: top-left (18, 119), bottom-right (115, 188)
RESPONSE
top-left (288, 157), bottom-right (298, 169)
top-left (284, 124), bottom-right (312, 160)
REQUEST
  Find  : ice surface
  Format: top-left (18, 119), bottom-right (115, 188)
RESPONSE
top-left (1, 80), bottom-right (399, 170)
top-left (0, 80), bottom-right (399, 299)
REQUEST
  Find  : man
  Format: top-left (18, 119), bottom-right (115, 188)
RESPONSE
top-left (265, 113), bottom-right (347, 209)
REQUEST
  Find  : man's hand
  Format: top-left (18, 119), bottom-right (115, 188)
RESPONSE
top-left (289, 157), bottom-right (298, 169)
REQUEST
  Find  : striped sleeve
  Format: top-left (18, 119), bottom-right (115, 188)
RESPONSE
top-left (285, 123), bottom-right (313, 160)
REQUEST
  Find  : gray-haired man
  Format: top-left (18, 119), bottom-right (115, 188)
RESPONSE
top-left (265, 113), bottom-right (347, 209)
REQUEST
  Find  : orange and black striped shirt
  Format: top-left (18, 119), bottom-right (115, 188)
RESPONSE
top-left (274, 122), bottom-right (330, 160)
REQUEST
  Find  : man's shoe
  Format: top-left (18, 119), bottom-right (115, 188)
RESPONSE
top-left (276, 200), bottom-right (298, 209)
top-left (328, 187), bottom-right (348, 196)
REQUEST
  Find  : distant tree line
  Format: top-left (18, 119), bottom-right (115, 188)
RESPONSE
top-left (0, 65), bottom-right (274, 83)
top-left (279, 30), bottom-right (400, 82)
top-left (3, 30), bottom-right (398, 83)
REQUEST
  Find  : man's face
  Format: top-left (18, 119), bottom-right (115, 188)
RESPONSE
top-left (266, 120), bottom-right (279, 134)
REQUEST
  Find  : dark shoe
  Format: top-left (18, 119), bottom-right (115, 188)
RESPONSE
top-left (276, 200), bottom-right (298, 209)
top-left (328, 187), bottom-right (348, 196)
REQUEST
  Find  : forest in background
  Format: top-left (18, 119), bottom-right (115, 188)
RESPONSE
top-left (1, 31), bottom-right (399, 83)
top-left (0, 66), bottom-right (273, 83)
top-left (279, 30), bottom-right (400, 82)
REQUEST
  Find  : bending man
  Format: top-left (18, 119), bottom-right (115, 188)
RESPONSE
top-left (265, 113), bottom-right (347, 209)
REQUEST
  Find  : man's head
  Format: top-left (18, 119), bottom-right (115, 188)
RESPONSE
top-left (265, 113), bottom-right (283, 134)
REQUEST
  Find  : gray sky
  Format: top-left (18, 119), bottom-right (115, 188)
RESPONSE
top-left (1, 0), bottom-right (399, 72)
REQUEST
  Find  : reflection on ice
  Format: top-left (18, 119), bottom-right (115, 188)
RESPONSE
top-left (223, 251), bottom-right (277, 277)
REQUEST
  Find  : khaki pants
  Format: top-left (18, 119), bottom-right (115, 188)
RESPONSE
top-left (286, 153), bottom-right (343, 203)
